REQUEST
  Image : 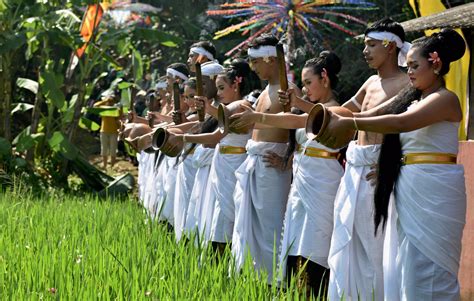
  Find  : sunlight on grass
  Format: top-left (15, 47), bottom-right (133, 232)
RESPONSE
top-left (0, 187), bottom-right (321, 300)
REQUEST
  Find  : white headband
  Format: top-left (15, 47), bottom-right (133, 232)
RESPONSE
top-left (190, 47), bottom-right (214, 61)
top-left (366, 31), bottom-right (412, 67)
top-left (201, 61), bottom-right (224, 80)
top-left (155, 81), bottom-right (167, 89)
top-left (166, 68), bottom-right (188, 81)
top-left (248, 45), bottom-right (277, 58)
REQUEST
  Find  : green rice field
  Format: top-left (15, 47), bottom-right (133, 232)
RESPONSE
top-left (0, 185), bottom-right (314, 300)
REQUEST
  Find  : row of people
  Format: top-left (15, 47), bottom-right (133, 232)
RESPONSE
top-left (122, 18), bottom-right (466, 300)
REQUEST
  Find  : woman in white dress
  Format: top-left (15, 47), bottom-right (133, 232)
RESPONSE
top-left (230, 51), bottom-right (344, 296)
top-left (177, 59), bottom-right (260, 251)
top-left (319, 29), bottom-right (466, 301)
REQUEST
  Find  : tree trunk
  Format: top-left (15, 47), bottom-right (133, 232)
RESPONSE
top-left (0, 59), bottom-right (4, 139)
top-left (67, 84), bottom-right (86, 142)
top-left (2, 61), bottom-right (12, 141)
top-left (26, 71), bottom-right (44, 162)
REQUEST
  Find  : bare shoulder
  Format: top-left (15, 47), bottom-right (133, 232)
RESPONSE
top-left (364, 75), bottom-right (379, 85)
top-left (439, 88), bottom-right (458, 101)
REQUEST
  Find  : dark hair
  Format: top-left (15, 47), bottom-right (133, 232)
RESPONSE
top-left (365, 17), bottom-right (405, 43)
top-left (245, 89), bottom-right (262, 106)
top-left (167, 63), bottom-right (190, 78)
top-left (184, 77), bottom-right (197, 90)
top-left (219, 58), bottom-right (261, 97)
top-left (248, 34), bottom-right (279, 48)
top-left (304, 50), bottom-right (342, 89)
top-left (191, 41), bottom-right (217, 60)
top-left (411, 28), bottom-right (466, 76)
top-left (373, 29), bottom-right (466, 234)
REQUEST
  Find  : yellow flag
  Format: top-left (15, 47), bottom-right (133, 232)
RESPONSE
top-left (409, 0), bottom-right (470, 140)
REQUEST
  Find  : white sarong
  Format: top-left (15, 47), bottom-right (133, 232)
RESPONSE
top-left (279, 139), bottom-right (343, 278)
top-left (232, 140), bottom-right (291, 283)
top-left (210, 133), bottom-right (250, 243)
top-left (328, 141), bottom-right (384, 301)
top-left (184, 146), bottom-right (215, 243)
top-left (137, 151), bottom-right (149, 205)
top-left (394, 163), bottom-right (466, 301)
top-left (155, 155), bottom-right (179, 225)
top-left (142, 152), bottom-right (157, 215)
top-left (150, 153), bottom-right (167, 220)
top-left (173, 145), bottom-right (197, 242)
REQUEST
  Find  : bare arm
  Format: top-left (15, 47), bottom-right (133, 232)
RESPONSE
top-left (168, 120), bottom-right (199, 132)
top-left (319, 90), bottom-right (461, 147)
top-left (354, 91), bottom-right (460, 133)
top-left (230, 103), bottom-right (305, 129)
top-left (353, 94), bottom-right (398, 118)
top-left (177, 129), bottom-right (225, 145)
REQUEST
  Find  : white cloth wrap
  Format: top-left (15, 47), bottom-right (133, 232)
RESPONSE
top-left (173, 146), bottom-right (197, 242)
top-left (366, 31), bottom-right (412, 67)
top-left (141, 152), bottom-right (156, 213)
top-left (231, 140), bottom-right (292, 283)
top-left (201, 61), bottom-right (224, 79)
top-left (166, 68), bottom-right (188, 81)
top-left (395, 163), bottom-right (465, 300)
top-left (137, 151), bottom-right (150, 205)
top-left (151, 154), bottom-right (168, 220)
top-left (328, 141), bottom-right (384, 301)
top-left (248, 46), bottom-right (277, 58)
top-left (279, 139), bottom-right (343, 278)
top-left (381, 118), bottom-right (466, 300)
top-left (183, 146), bottom-right (215, 242)
top-left (156, 155), bottom-right (179, 224)
top-left (190, 47), bottom-right (214, 61)
top-left (210, 133), bottom-right (251, 243)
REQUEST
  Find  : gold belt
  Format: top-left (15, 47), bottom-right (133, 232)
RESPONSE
top-left (296, 144), bottom-right (303, 153)
top-left (219, 145), bottom-right (246, 155)
top-left (304, 146), bottom-right (339, 159)
top-left (402, 152), bottom-right (457, 165)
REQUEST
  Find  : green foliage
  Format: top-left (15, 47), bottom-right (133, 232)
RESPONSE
top-left (0, 190), bottom-right (317, 300)
top-left (48, 131), bottom-right (78, 160)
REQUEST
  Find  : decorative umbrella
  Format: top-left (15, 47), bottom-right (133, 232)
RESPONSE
top-left (207, 0), bottom-right (375, 58)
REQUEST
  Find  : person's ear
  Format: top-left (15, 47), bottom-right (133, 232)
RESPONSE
top-left (387, 41), bottom-right (397, 54)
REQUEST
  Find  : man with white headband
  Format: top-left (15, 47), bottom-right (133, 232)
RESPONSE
top-left (230, 34), bottom-right (299, 284)
top-left (187, 41), bottom-right (217, 73)
top-left (327, 17), bottom-right (410, 301)
top-left (192, 60), bottom-right (225, 119)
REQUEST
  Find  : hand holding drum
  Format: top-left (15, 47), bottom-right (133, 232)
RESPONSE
top-left (151, 127), bottom-right (184, 157)
top-left (305, 103), bottom-right (355, 149)
top-left (218, 102), bottom-right (254, 135)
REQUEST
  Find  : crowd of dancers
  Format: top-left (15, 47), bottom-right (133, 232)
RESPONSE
top-left (120, 17), bottom-right (467, 300)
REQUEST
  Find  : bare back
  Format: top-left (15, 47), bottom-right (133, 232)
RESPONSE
top-left (252, 84), bottom-right (289, 143)
top-left (358, 73), bottom-right (409, 145)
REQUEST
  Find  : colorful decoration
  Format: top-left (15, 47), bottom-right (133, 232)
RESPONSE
top-left (207, 0), bottom-right (375, 57)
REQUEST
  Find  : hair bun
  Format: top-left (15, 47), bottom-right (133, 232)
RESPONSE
top-left (439, 29), bottom-right (466, 63)
top-left (319, 50), bottom-right (342, 75)
top-left (230, 58), bottom-right (251, 76)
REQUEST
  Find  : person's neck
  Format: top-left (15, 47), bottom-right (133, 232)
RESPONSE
top-left (376, 60), bottom-right (400, 79)
top-left (267, 72), bottom-right (280, 85)
top-left (421, 79), bottom-right (444, 99)
top-left (317, 89), bottom-right (335, 104)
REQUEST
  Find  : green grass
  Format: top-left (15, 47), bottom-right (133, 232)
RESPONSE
top-left (0, 185), bottom-right (316, 300)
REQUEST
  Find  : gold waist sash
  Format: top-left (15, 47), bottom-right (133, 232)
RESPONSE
top-left (303, 146), bottom-right (339, 159)
top-left (296, 144), bottom-right (303, 153)
top-left (402, 152), bottom-right (457, 165)
top-left (219, 145), bottom-right (246, 155)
